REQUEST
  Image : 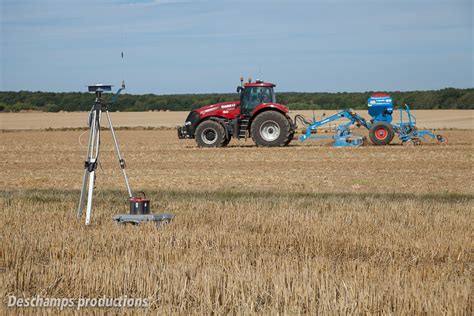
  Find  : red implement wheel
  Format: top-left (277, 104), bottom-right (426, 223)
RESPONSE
top-left (375, 128), bottom-right (387, 140)
top-left (369, 122), bottom-right (395, 145)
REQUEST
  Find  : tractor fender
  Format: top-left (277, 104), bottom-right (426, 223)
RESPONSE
top-left (183, 111), bottom-right (233, 139)
top-left (251, 103), bottom-right (289, 116)
top-left (202, 116), bottom-right (232, 140)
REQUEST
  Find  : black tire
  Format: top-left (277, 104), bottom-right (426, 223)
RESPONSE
top-left (195, 120), bottom-right (226, 147)
top-left (222, 137), bottom-right (231, 147)
top-left (284, 132), bottom-right (295, 146)
top-left (436, 134), bottom-right (448, 144)
top-left (369, 122), bottom-right (395, 145)
top-left (251, 111), bottom-right (292, 147)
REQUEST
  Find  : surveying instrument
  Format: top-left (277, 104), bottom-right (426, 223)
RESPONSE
top-left (77, 82), bottom-right (174, 226)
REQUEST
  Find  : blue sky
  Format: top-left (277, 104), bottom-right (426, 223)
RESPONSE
top-left (1, 0), bottom-right (472, 94)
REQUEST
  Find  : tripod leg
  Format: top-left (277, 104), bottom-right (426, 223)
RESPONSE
top-left (85, 170), bottom-right (95, 225)
top-left (105, 110), bottom-right (133, 198)
top-left (83, 109), bottom-right (101, 225)
top-left (77, 169), bottom-right (90, 218)
top-left (77, 110), bottom-right (96, 218)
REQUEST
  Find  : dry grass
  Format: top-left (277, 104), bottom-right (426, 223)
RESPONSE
top-left (1, 190), bottom-right (472, 314)
top-left (1, 128), bottom-right (473, 313)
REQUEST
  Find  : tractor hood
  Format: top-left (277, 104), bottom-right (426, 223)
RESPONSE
top-left (194, 101), bottom-right (240, 117)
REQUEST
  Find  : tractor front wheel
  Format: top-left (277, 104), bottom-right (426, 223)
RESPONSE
top-left (369, 122), bottom-right (395, 145)
top-left (195, 120), bottom-right (226, 147)
top-left (251, 111), bottom-right (292, 147)
top-left (222, 136), bottom-right (231, 147)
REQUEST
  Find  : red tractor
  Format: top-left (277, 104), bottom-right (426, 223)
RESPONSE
top-left (177, 79), bottom-right (296, 147)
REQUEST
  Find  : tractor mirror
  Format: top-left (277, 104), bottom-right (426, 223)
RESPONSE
top-left (236, 86), bottom-right (243, 93)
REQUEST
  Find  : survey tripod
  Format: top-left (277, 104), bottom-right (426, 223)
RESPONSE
top-left (77, 83), bottom-right (132, 225)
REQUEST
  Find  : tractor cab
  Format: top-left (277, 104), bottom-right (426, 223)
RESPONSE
top-left (237, 79), bottom-right (276, 115)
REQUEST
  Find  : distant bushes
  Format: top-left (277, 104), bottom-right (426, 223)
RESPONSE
top-left (0, 88), bottom-right (472, 112)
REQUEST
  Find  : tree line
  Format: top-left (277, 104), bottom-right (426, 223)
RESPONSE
top-left (0, 88), bottom-right (472, 112)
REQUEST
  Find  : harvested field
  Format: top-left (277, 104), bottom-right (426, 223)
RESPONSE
top-left (1, 125), bottom-right (473, 313)
top-left (1, 109), bottom-right (473, 130)
top-left (0, 129), bottom-right (472, 193)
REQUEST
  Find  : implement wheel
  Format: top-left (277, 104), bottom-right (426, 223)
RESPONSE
top-left (369, 122), bottom-right (395, 145)
top-left (436, 134), bottom-right (448, 144)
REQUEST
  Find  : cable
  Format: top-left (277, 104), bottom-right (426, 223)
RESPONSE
top-left (78, 130), bottom-right (88, 147)
top-left (294, 114), bottom-right (312, 126)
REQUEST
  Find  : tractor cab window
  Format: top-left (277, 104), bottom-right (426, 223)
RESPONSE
top-left (241, 87), bottom-right (275, 114)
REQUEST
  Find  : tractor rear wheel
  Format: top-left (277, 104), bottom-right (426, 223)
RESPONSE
top-left (369, 122), bottom-right (395, 145)
top-left (251, 111), bottom-right (292, 147)
top-left (284, 132), bottom-right (295, 146)
top-left (195, 120), bottom-right (226, 147)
